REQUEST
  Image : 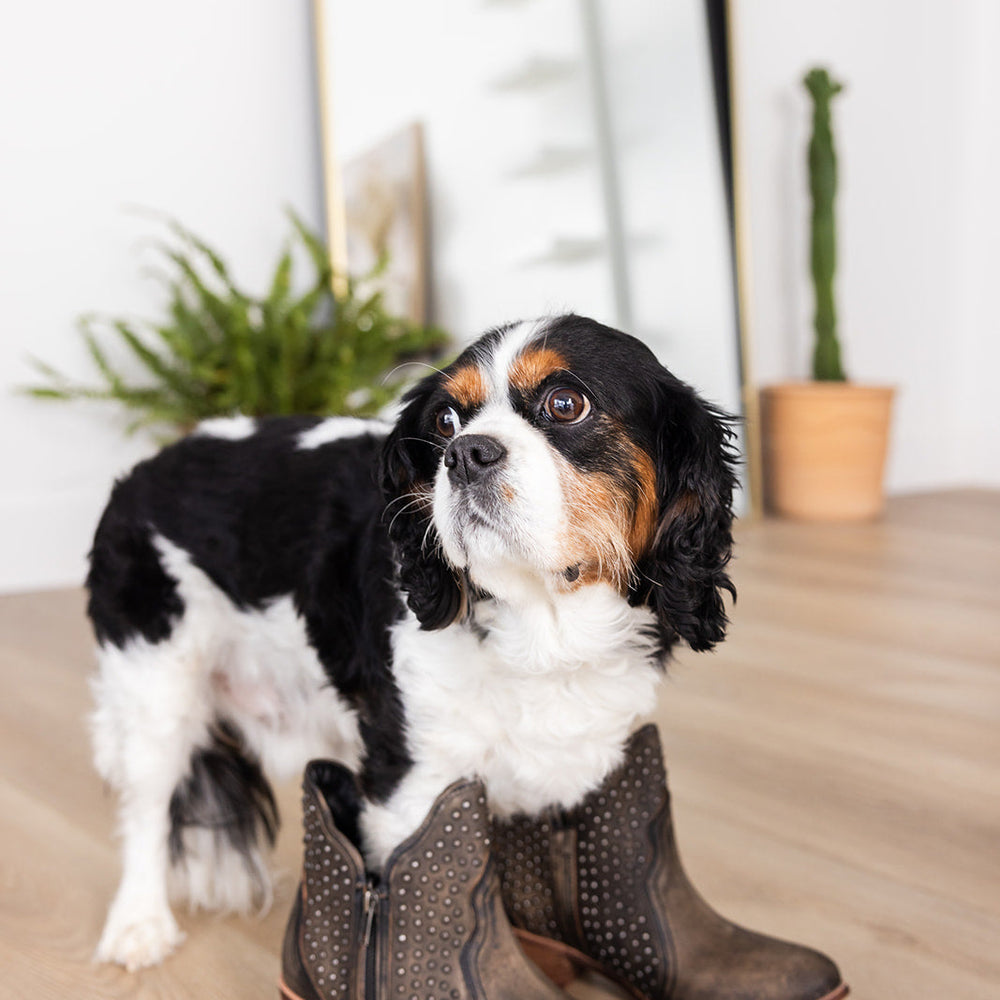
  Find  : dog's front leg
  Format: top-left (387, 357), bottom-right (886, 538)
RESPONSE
top-left (358, 762), bottom-right (461, 871)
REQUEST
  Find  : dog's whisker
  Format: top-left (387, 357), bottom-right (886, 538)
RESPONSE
top-left (394, 436), bottom-right (447, 454)
top-left (553, 367), bottom-right (598, 401)
top-left (382, 493), bottom-right (430, 522)
top-left (384, 490), bottom-right (431, 514)
top-left (419, 518), bottom-right (441, 556)
top-left (387, 498), bottom-right (433, 534)
top-left (382, 361), bottom-right (450, 384)
top-left (386, 500), bottom-right (425, 530)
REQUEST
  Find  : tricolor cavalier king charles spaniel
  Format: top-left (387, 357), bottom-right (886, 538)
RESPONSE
top-left (87, 314), bottom-right (737, 969)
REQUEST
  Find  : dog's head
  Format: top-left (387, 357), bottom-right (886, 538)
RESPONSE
top-left (380, 315), bottom-right (738, 653)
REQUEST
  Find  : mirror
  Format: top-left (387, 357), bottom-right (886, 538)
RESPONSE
top-left (314, 0), bottom-right (749, 504)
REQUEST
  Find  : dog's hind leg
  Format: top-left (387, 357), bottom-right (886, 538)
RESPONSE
top-left (90, 634), bottom-right (213, 970)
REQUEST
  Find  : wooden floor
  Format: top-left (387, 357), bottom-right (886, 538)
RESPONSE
top-left (1, 490), bottom-right (998, 1000)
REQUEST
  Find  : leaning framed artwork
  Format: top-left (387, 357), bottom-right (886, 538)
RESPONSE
top-left (341, 122), bottom-right (429, 325)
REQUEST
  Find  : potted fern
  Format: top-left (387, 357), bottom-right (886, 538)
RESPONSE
top-left (760, 67), bottom-right (894, 520)
top-left (25, 211), bottom-right (448, 435)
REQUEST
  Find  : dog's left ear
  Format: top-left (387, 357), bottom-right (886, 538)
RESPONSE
top-left (380, 389), bottom-right (464, 631)
top-left (631, 376), bottom-right (738, 653)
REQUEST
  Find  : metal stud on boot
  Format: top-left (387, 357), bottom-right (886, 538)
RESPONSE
top-left (493, 725), bottom-right (848, 1000)
top-left (280, 760), bottom-right (572, 1000)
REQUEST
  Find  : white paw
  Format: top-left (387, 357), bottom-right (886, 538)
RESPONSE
top-left (95, 908), bottom-right (185, 971)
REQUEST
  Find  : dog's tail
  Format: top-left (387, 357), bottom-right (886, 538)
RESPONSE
top-left (167, 720), bottom-right (280, 915)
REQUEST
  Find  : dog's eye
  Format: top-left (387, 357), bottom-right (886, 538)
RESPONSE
top-left (435, 405), bottom-right (462, 438)
top-left (543, 387), bottom-right (590, 424)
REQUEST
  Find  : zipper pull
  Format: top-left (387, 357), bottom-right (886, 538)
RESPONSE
top-left (548, 804), bottom-right (570, 831)
top-left (363, 883), bottom-right (379, 947)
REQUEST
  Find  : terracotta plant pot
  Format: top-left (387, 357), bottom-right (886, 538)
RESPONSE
top-left (760, 382), bottom-right (895, 521)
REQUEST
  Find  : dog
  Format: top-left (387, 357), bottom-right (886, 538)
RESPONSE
top-left (86, 314), bottom-right (737, 970)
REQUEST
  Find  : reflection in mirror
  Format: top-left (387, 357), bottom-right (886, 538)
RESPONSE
top-left (315, 0), bottom-right (747, 504)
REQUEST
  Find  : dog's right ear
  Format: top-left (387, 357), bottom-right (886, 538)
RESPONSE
top-left (380, 387), bottom-right (464, 631)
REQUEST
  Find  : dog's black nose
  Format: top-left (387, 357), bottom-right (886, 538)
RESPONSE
top-left (444, 434), bottom-right (507, 486)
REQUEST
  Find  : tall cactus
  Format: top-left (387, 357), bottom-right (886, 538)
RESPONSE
top-left (804, 67), bottom-right (846, 381)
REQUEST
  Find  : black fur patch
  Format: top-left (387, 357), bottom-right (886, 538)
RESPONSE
top-left (299, 499), bottom-right (415, 804)
top-left (306, 759), bottom-right (364, 853)
top-left (380, 385), bottom-right (465, 631)
top-left (86, 502), bottom-right (184, 648)
top-left (168, 720), bottom-right (279, 866)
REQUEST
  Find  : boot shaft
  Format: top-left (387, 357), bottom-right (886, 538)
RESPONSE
top-left (283, 761), bottom-right (368, 999)
top-left (495, 726), bottom-right (669, 996)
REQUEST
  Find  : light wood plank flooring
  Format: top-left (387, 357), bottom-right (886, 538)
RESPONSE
top-left (1, 490), bottom-right (997, 999)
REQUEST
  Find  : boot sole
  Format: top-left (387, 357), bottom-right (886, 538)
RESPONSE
top-left (515, 928), bottom-right (850, 1000)
top-left (278, 978), bottom-right (308, 1000)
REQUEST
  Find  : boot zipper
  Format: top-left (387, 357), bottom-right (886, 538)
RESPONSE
top-left (548, 807), bottom-right (584, 948)
top-left (362, 880), bottom-right (384, 999)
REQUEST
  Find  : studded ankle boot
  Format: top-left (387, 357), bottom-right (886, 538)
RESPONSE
top-left (280, 761), bottom-right (571, 1000)
top-left (493, 725), bottom-right (847, 1000)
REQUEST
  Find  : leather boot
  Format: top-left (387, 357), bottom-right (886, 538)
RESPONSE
top-left (492, 724), bottom-right (847, 1000)
top-left (280, 760), bottom-right (571, 1000)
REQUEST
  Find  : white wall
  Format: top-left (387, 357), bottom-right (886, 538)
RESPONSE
top-left (0, 1), bottom-right (323, 593)
top-left (732, 0), bottom-right (1000, 492)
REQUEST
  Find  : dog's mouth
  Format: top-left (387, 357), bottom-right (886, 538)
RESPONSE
top-left (446, 490), bottom-right (513, 551)
top-left (460, 491), bottom-right (507, 531)
top-left (435, 473), bottom-right (527, 567)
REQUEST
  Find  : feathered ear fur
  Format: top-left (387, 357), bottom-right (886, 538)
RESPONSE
top-left (380, 388), bottom-right (463, 631)
top-left (631, 376), bottom-right (738, 653)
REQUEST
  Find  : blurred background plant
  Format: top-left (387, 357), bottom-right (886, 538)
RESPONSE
top-left (24, 211), bottom-right (449, 435)
top-left (804, 66), bottom-right (846, 381)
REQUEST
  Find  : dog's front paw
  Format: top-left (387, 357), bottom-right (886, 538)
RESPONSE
top-left (95, 906), bottom-right (185, 971)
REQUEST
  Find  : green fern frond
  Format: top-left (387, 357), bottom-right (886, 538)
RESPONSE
top-left (22, 212), bottom-right (449, 436)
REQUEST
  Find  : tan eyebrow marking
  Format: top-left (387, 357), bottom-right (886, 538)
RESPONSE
top-left (508, 347), bottom-right (570, 394)
top-left (445, 365), bottom-right (489, 409)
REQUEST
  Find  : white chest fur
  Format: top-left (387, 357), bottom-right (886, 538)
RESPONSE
top-left (362, 584), bottom-right (662, 866)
